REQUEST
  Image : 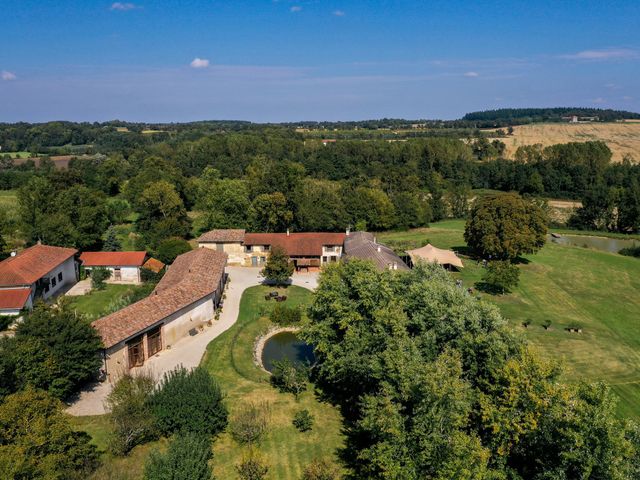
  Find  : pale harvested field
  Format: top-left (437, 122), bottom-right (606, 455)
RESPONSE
top-left (494, 122), bottom-right (640, 162)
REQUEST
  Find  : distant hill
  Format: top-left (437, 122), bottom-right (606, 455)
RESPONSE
top-left (463, 107), bottom-right (640, 127)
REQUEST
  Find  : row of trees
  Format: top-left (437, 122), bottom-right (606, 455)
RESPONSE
top-left (302, 261), bottom-right (640, 479)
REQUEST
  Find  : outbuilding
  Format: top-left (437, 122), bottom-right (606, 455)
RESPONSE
top-left (80, 251), bottom-right (147, 284)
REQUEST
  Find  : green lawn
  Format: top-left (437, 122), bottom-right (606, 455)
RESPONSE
top-left (378, 220), bottom-right (640, 418)
top-left (72, 284), bottom-right (343, 479)
top-left (2, 151), bottom-right (33, 158)
top-left (202, 285), bottom-right (344, 479)
top-left (67, 284), bottom-right (139, 320)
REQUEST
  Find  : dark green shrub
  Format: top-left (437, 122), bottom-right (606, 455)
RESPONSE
top-left (619, 245), bottom-right (640, 258)
top-left (482, 260), bottom-right (520, 294)
top-left (144, 433), bottom-right (213, 480)
top-left (292, 409), bottom-right (314, 432)
top-left (270, 358), bottom-right (308, 398)
top-left (0, 315), bottom-right (14, 331)
top-left (236, 453), bottom-right (269, 480)
top-left (150, 366), bottom-right (227, 436)
top-left (270, 304), bottom-right (302, 326)
top-left (155, 237), bottom-right (192, 265)
top-left (105, 371), bottom-right (158, 456)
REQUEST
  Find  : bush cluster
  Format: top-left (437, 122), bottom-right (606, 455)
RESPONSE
top-left (270, 304), bottom-right (303, 326)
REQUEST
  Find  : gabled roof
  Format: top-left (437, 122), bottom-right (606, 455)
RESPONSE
top-left (0, 288), bottom-right (32, 310)
top-left (406, 244), bottom-right (464, 269)
top-left (80, 251), bottom-right (147, 267)
top-left (343, 232), bottom-right (409, 271)
top-left (92, 248), bottom-right (227, 349)
top-left (244, 232), bottom-right (346, 257)
top-left (198, 229), bottom-right (246, 243)
top-left (0, 244), bottom-right (77, 287)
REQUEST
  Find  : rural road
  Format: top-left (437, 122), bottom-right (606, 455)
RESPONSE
top-left (66, 267), bottom-right (318, 416)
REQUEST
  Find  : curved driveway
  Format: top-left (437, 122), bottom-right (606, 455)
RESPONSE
top-left (66, 267), bottom-right (318, 416)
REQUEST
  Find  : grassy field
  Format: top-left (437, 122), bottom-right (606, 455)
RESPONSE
top-left (378, 220), bottom-right (640, 418)
top-left (202, 285), bottom-right (344, 479)
top-left (0, 190), bottom-right (18, 211)
top-left (491, 122), bottom-right (640, 162)
top-left (67, 284), bottom-right (141, 320)
top-left (2, 151), bottom-right (33, 158)
top-left (72, 284), bottom-right (343, 479)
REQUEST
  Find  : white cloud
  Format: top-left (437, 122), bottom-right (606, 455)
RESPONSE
top-left (290, 6), bottom-right (302, 12)
top-left (333, 10), bottom-right (345, 17)
top-left (592, 97), bottom-right (606, 104)
top-left (190, 58), bottom-right (210, 69)
top-left (463, 71), bottom-right (479, 77)
top-left (560, 48), bottom-right (639, 61)
top-left (1, 71), bottom-right (16, 81)
top-left (110, 2), bottom-right (138, 11)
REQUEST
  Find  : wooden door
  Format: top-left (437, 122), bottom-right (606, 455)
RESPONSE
top-left (147, 327), bottom-right (162, 357)
top-left (127, 337), bottom-right (144, 368)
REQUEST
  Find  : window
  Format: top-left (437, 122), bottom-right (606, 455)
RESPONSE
top-left (51, 277), bottom-right (57, 287)
top-left (245, 245), bottom-right (252, 253)
top-left (325, 246), bottom-right (336, 253)
top-left (263, 245), bottom-right (271, 252)
top-left (322, 256), bottom-right (328, 263)
top-left (330, 256), bottom-right (338, 262)
top-left (260, 256), bottom-right (266, 263)
top-left (58, 272), bottom-right (63, 281)
top-left (216, 243), bottom-right (224, 252)
top-left (44, 285), bottom-right (49, 294)
top-left (127, 336), bottom-right (145, 368)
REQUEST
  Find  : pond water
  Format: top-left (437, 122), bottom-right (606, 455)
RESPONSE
top-left (548, 234), bottom-right (640, 253)
top-left (261, 331), bottom-right (315, 373)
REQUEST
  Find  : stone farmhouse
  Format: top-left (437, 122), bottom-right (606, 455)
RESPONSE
top-left (197, 229), bottom-right (346, 270)
top-left (92, 248), bottom-right (227, 382)
top-left (80, 251), bottom-right (148, 284)
top-left (0, 244), bottom-right (78, 316)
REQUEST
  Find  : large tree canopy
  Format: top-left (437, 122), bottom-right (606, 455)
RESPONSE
top-left (464, 193), bottom-right (548, 260)
top-left (302, 261), bottom-right (638, 479)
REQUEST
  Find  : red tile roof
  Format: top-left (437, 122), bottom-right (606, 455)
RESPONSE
top-left (0, 244), bottom-right (77, 287)
top-left (0, 288), bottom-right (32, 310)
top-left (92, 248), bottom-right (227, 348)
top-left (142, 257), bottom-right (165, 273)
top-left (80, 251), bottom-right (147, 267)
top-left (244, 232), bottom-right (346, 257)
top-left (197, 229), bottom-right (246, 243)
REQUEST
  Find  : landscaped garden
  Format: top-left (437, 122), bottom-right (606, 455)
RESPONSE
top-left (378, 219), bottom-right (640, 418)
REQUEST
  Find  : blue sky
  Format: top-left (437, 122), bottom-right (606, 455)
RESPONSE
top-left (1, 0), bottom-right (638, 122)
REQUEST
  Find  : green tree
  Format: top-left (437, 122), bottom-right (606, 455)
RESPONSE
top-left (293, 178), bottom-right (348, 231)
top-left (229, 402), bottom-right (269, 445)
top-left (106, 371), bottom-right (158, 456)
top-left (250, 192), bottom-right (293, 232)
top-left (0, 388), bottom-right (99, 480)
top-left (464, 193), bottom-right (547, 260)
top-left (13, 301), bottom-right (102, 399)
top-left (135, 180), bottom-right (191, 248)
top-left (236, 453), bottom-right (269, 480)
top-left (301, 459), bottom-right (341, 480)
top-left (91, 266), bottom-right (111, 290)
top-left (392, 190), bottom-right (431, 230)
top-left (144, 433), bottom-right (213, 480)
top-left (195, 167), bottom-right (251, 231)
top-left (270, 357), bottom-right (308, 398)
top-left (482, 260), bottom-right (520, 294)
top-left (156, 237), bottom-right (192, 264)
top-left (446, 183), bottom-right (471, 218)
top-left (150, 366), bottom-right (227, 437)
top-left (104, 225), bottom-right (122, 251)
top-left (292, 409), bottom-right (314, 432)
top-left (261, 245), bottom-right (294, 286)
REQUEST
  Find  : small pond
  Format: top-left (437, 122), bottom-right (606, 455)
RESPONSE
top-left (261, 331), bottom-right (315, 373)
top-left (548, 234), bottom-right (639, 253)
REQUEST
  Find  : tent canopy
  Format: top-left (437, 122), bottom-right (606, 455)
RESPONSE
top-left (406, 244), bottom-right (464, 269)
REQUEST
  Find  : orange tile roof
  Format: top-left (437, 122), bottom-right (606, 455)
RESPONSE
top-left (0, 288), bottom-right (32, 310)
top-left (142, 257), bottom-right (165, 273)
top-left (92, 248), bottom-right (226, 348)
top-left (80, 251), bottom-right (147, 267)
top-left (244, 232), bottom-right (346, 257)
top-left (0, 244), bottom-right (77, 287)
top-left (197, 229), bottom-right (246, 243)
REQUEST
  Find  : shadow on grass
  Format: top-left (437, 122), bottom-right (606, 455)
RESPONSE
top-left (474, 281), bottom-right (509, 296)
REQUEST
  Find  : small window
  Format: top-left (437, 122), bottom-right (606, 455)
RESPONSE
top-left (44, 285), bottom-right (49, 293)
top-left (245, 245), bottom-right (252, 253)
top-left (260, 256), bottom-right (266, 263)
top-left (263, 245), bottom-right (271, 252)
top-left (58, 272), bottom-right (63, 281)
top-left (322, 256), bottom-right (328, 263)
top-left (51, 277), bottom-right (57, 287)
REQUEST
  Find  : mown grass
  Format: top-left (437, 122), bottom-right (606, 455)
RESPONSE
top-left (67, 284), bottom-right (139, 320)
top-left (378, 220), bottom-right (640, 418)
top-left (201, 285), bottom-right (344, 479)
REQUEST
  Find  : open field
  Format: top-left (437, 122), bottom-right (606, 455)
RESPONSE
top-left (492, 122), bottom-right (640, 162)
top-left (378, 220), bottom-right (640, 418)
top-left (72, 285), bottom-right (343, 479)
top-left (1, 151), bottom-right (33, 158)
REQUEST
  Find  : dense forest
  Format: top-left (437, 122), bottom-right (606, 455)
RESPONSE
top-left (0, 120), bottom-right (639, 260)
top-left (462, 107), bottom-right (640, 126)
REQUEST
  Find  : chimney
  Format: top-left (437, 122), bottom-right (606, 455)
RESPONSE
top-left (10, 251), bottom-right (16, 257)
top-left (346, 226), bottom-right (350, 236)
top-left (286, 228), bottom-right (290, 237)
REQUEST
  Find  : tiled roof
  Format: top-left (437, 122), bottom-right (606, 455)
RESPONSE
top-left (343, 232), bottom-right (409, 271)
top-left (142, 257), bottom-right (165, 273)
top-left (0, 288), bottom-right (32, 310)
top-left (198, 229), bottom-right (246, 243)
top-left (244, 232), bottom-right (346, 257)
top-left (92, 248), bottom-right (227, 348)
top-left (0, 244), bottom-right (77, 287)
top-left (80, 251), bottom-right (147, 267)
